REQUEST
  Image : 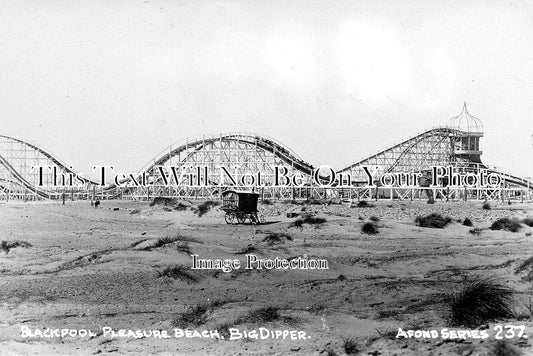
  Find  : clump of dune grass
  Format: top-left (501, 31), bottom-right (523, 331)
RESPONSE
top-left (150, 197), bottom-right (177, 206)
top-left (1, 240), bottom-right (32, 254)
top-left (212, 321), bottom-right (235, 339)
top-left (143, 234), bottom-right (200, 250)
top-left (245, 306), bottom-right (299, 325)
top-left (175, 242), bottom-right (191, 255)
top-left (209, 305), bottom-right (298, 333)
top-left (376, 309), bottom-right (403, 320)
top-left (343, 337), bottom-right (360, 355)
top-left (174, 202), bottom-right (189, 211)
top-left (172, 300), bottom-right (231, 328)
top-left (483, 202), bottom-right (492, 210)
top-left (375, 327), bottom-right (398, 340)
top-left (415, 213), bottom-right (453, 228)
top-left (489, 339), bottom-right (521, 356)
top-left (490, 218), bottom-right (522, 233)
top-left (522, 218), bottom-right (533, 227)
top-left (247, 306), bottom-right (282, 322)
top-left (153, 236), bottom-right (178, 247)
top-left (173, 303), bottom-right (210, 328)
top-left (289, 215), bottom-right (326, 228)
top-left (194, 200), bottom-right (220, 217)
top-left (370, 216), bottom-right (380, 222)
top-left (262, 232), bottom-right (292, 245)
top-left (130, 209), bottom-right (141, 214)
top-left (361, 222), bottom-right (379, 235)
top-left (234, 245), bottom-right (258, 255)
top-left (129, 238), bottom-right (149, 248)
top-left (356, 200), bottom-right (373, 208)
top-left (515, 256), bottom-right (533, 274)
top-left (448, 275), bottom-right (515, 328)
top-left (469, 228), bottom-right (483, 235)
top-left (157, 265), bottom-right (199, 284)
top-left (143, 236), bottom-right (179, 250)
top-left (463, 217), bottom-right (473, 227)
top-left (325, 348), bottom-right (338, 356)
top-left (172, 234), bottom-right (201, 244)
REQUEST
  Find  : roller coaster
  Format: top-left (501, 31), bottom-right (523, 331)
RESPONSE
top-left (0, 135), bottom-right (100, 200)
top-left (1, 105), bottom-right (532, 201)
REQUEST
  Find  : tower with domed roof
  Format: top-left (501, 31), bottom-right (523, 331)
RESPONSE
top-left (447, 103), bottom-right (483, 164)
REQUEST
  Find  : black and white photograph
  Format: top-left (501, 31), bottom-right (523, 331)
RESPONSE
top-left (1, 1), bottom-right (533, 355)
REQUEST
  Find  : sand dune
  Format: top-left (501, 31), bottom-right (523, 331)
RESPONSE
top-left (1, 200), bottom-right (532, 355)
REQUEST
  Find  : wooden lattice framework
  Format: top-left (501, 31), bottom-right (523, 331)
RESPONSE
top-left (1, 124), bottom-right (531, 202)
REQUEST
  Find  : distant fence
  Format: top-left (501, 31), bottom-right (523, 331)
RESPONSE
top-left (3, 185), bottom-right (530, 202)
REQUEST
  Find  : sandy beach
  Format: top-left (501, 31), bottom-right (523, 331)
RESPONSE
top-left (1, 199), bottom-right (532, 355)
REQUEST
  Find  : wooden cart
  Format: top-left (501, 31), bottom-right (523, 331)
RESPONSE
top-left (220, 190), bottom-right (265, 224)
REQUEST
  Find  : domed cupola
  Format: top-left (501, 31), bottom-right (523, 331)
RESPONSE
top-left (447, 103), bottom-right (483, 163)
top-left (447, 102), bottom-right (484, 134)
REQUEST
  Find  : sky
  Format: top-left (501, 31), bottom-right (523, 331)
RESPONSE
top-left (1, 0), bottom-right (532, 179)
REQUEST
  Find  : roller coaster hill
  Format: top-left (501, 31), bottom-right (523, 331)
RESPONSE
top-left (1, 104), bottom-right (532, 202)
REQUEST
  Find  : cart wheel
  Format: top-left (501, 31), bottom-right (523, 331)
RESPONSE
top-left (225, 212), bottom-right (235, 224)
top-left (237, 212), bottom-right (246, 224)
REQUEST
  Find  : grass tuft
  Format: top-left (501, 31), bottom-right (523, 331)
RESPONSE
top-left (448, 275), bottom-right (515, 328)
top-left (235, 245), bottom-right (258, 255)
top-left (521, 218), bottom-right (533, 227)
top-left (415, 213), bottom-right (453, 228)
top-left (172, 300), bottom-right (229, 328)
top-left (173, 303), bottom-right (210, 328)
top-left (143, 236), bottom-right (178, 250)
top-left (515, 256), bottom-right (533, 274)
top-left (325, 349), bottom-right (338, 356)
top-left (361, 222), bottom-right (379, 235)
top-left (151, 236), bottom-right (178, 248)
top-left (245, 306), bottom-right (299, 326)
top-left (469, 228), bottom-right (482, 235)
top-left (175, 242), bottom-right (191, 255)
top-left (1, 240), bottom-right (32, 254)
top-left (129, 239), bottom-right (149, 248)
top-left (157, 265), bottom-right (199, 284)
top-left (463, 217), bottom-right (473, 227)
top-left (490, 218), bottom-right (522, 233)
top-left (174, 202), bottom-right (189, 211)
top-left (375, 328), bottom-right (398, 340)
top-left (194, 200), bottom-right (220, 217)
top-left (356, 201), bottom-right (372, 208)
top-left (343, 337), bottom-right (360, 355)
top-left (289, 215), bottom-right (326, 228)
top-left (150, 197), bottom-right (176, 206)
top-left (142, 234), bottom-right (200, 250)
top-left (262, 232), bottom-right (292, 245)
top-left (483, 202), bottom-right (492, 210)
